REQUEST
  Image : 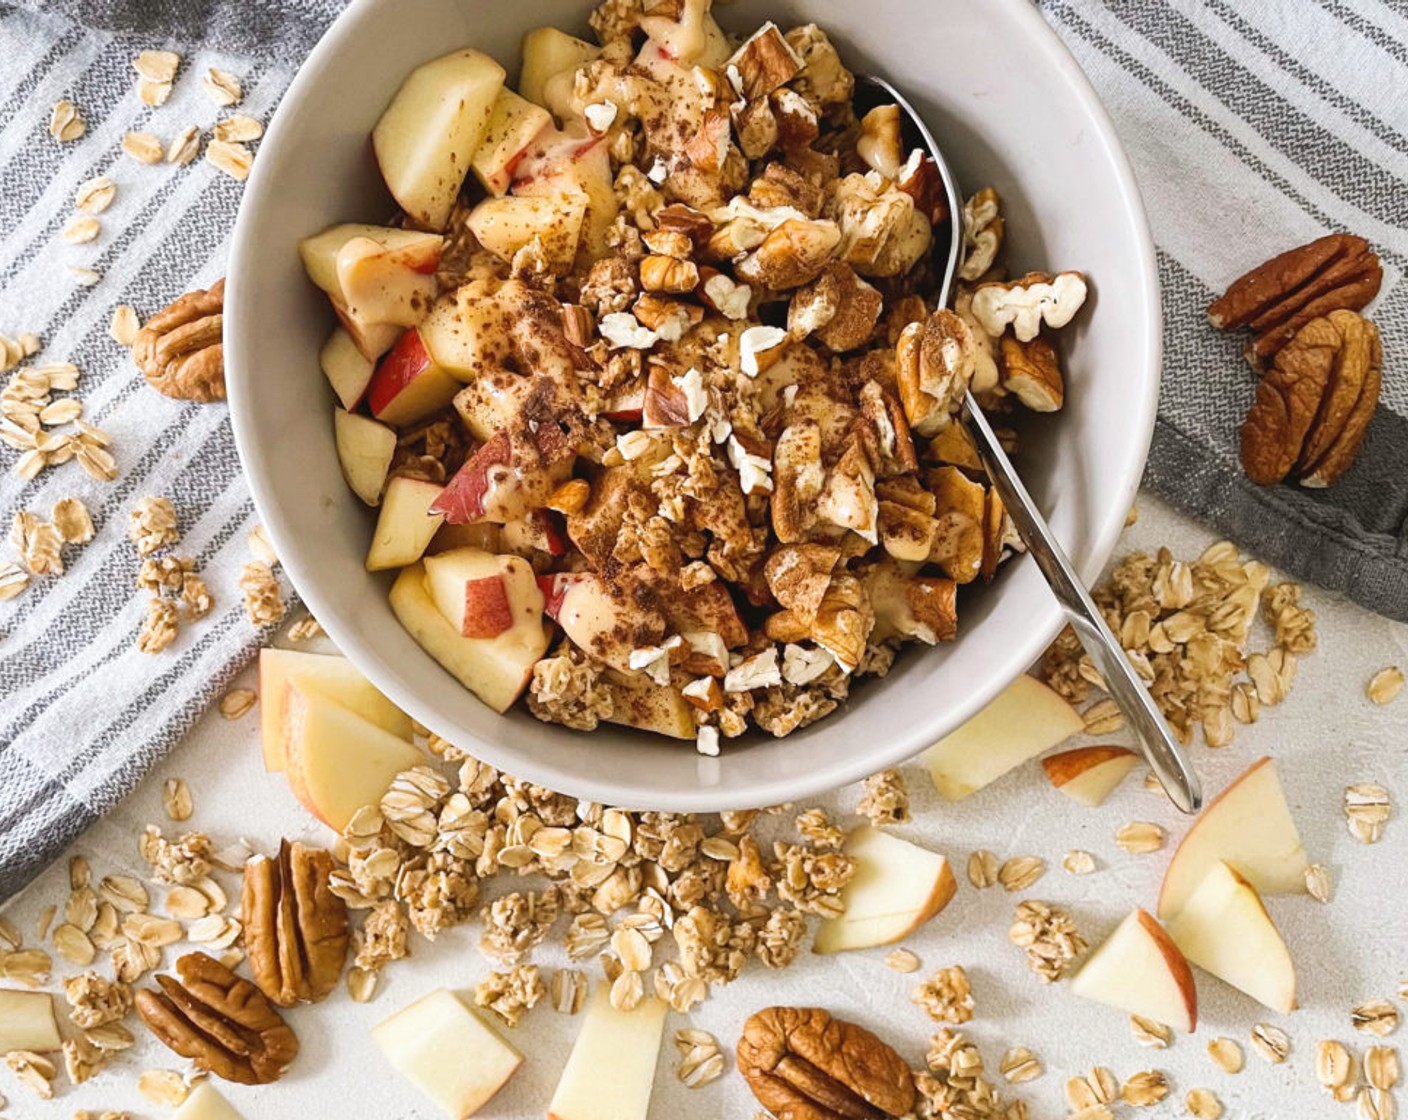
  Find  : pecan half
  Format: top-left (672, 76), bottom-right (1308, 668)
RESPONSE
top-left (1000, 334), bottom-right (1064, 412)
top-left (132, 280), bottom-right (225, 402)
top-left (737, 1006), bottom-right (916, 1120)
top-left (1239, 309), bottom-right (1381, 487)
top-left (242, 840), bottom-right (349, 1008)
top-left (135, 952), bottom-right (299, 1084)
top-left (1208, 234), bottom-right (1381, 365)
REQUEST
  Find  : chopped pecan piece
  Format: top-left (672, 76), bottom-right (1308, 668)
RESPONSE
top-left (135, 952), bottom-right (298, 1084)
top-left (736, 218), bottom-right (841, 291)
top-left (895, 310), bottom-right (974, 436)
top-left (958, 188), bottom-right (1003, 282)
top-left (738, 1006), bottom-right (916, 1120)
top-left (728, 22), bottom-right (803, 101)
top-left (132, 280), bottom-right (225, 402)
top-left (242, 840), bottom-right (349, 1007)
top-left (789, 263), bottom-right (883, 352)
top-left (765, 543), bottom-right (841, 625)
top-left (1000, 334), bottom-right (1064, 412)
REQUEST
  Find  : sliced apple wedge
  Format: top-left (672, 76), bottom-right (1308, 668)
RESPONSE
top-left (172, 1082), bottom-right (246, 1120)
top-left (472, 89), bottom-right (553, 195)
top-left (0, 989), bottom-right (61, 1052)
top-left (320, 327), bottom-right (375, 410)
top-left (519, 27), bottom-right (600, 112)
top-left (1042, 746), bottom-right (1139, 808)
top-left (548, 982), bottom-right (667, 1120)
top-left (1069, 909), bottom-right (1197, 1032)
top-left (300, 224), bottom-right (441, 350)
top-left (367, 327), bottom-right (461, 428)
top-left (283, 687), bottom-right (424, 831)
top-left (512, 129), bottom-right (618, 260)
top-left (920, 674), bottom-right (1085, 801)
top-left (334, 408), bottom-right (396, 506)
top-left (600, 674), bottom-right (696, 740)
top-left (1157, 756), bottom-right (1308, 920)
top-left (259, 648), bottom-right (411, 773)
top-left (813, 825), bottom-right (957, 953)
top-left (372, 48), bottom-right (506, 231)
top-left (390, 563), bottom-right (549, 713)
top-left (374, 988), bottom-right (522, 1119)
top-left (424, 547), bottom-right (545, 640)
top-left (1166, 860), bottom-right (1296, 1013)
top-left (367, 476), bottom-right (446, 572)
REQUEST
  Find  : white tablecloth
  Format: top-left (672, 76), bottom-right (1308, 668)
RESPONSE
top-left (4, 493), bottom-right (1406, 1120)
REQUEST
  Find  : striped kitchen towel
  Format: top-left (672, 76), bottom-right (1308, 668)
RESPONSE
top-left (1, 0), bottom-right (1405, 900)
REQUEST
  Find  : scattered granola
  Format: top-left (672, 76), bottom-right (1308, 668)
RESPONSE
top-left (137, 1069), bottom-right (189, 1106)
top-left (999, 1046), bottom-right (1042, 1083)
top-left (997, 855), bottom-right (1045, 892)
top-left (122, 131), bottom-right (165, 165)
top-left (52, 496), bottom-right (95, 543)
top-left (129, 497), bottom-right (180, 555)
top-left (5, 1049), bottom-right (56, 1098)
top-left (162, 778), bottom-right (194, 822)
top-left (75, 177), bottom-right (117, 214)
top-left (239, 561), bottom-right (286, 626)
top-left (967, 849), bottom-right (999, 889)
top-left (1120, 1069), bottom-right (1169, 1107)
top-left (1066, 1066), bottom-right (1118, 1109)
top-left (49, 99), bottom-right (86, 142)
top-left (206, 139), bottom-right (254, 180)
top-left (1316, 1040), bottom-right (1354, 1095)
top-left (1062, 850), bottom-right (1096, 875)
top-left (167, 126), bottom-right (202, 167)
top-left (857, 768), bottom-right (910, 825)
top-left (885, 948), bottom-right (921, 973)
top-left (911, 965), bottom-right (974, 1024)
top-left (474, 964), bottom-right (544, 1027)
top-left (1366, 1046), bottom-right (1400, 1091)
top-left (136, 598), bottom-right (180, 654)
top-left (202, 68), bottom-right (243, 106)
top-left (1008, 900), bottom-right (1086, 982)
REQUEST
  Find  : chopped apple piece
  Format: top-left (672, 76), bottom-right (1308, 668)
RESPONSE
top-left (320, 327), bottom-right (375, 410)
top-left (519, 27), bottom-right (600, 112)
top-left (466, 193), bottom-right (587, 274)
top-left (367, 326), bottom-right (461, 427)
top-left (512, 130), bottom-right (618, 261)
top-left (390, 563), bottom-right (549, 713)
top-left (424, 547), bottom-right (545, 640)
top-left (1069, 909), bottom-right (1198, 1032)
top-left (367, 476), bottom-right (445, 572)
top-left (813, 825), bottom-right (957, 953)
top-left (920, 674), bottom-right (1085, 801)
top-left (259, 648), bottom-right (412, 773)
top-left (548, 982), bottom-right (666, 1120)
top-left (1166, 861), bottom-right (1297, 1013)
top-left (1041, 746), bottom-right (1139, 808)
top-left (334, 408), bottom-right (396, 506)
top-left (372, 49), bottom-right (506, 231)
top-left (299, 224), bottom-right (441, 349)
top-left (172, 1082), bottom-right (246, 1120)
top-left (283, 687), bottom-right (424, 831)
top-left (601, 675), bottom-right (696, 740)
top-left (1157, 757), bottom-right (1308, 920)
top-left (472, 90), bottom-right (554, 195)
top-left (0, 989), bottom-right (61, 1052)
top-left (374, 988), bottom-right (522, 1119)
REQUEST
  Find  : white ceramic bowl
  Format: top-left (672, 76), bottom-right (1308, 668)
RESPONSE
top-left (227, 0), bottom-right (1159, 811)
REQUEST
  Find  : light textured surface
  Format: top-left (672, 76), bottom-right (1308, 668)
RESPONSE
top-left (3, 494), bottom-right (1406, 1119)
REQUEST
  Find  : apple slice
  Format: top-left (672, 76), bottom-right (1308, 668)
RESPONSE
top-left (548, 982), bottom-right (667, 1120)
top-left (601, 675), bottom-right (696, 740)
top-left (300, 224), bottom-right (442, 339)
top-left (424, 289), bottom-right (522, 388)
top-left (1042, 746), bottom-right (1139, 808)
top-left (390, 563), bottom-right (549, 713)
top-left (1157, 757), bottom-right (1308, 920)
top-left (367, 476), bottom-right (446, 572)
top-left (367, 326), bottom-right (461, 428)
top-left (259, 648), bottom-right (412, 773)
top-left (320, 327), bottom-right (375, 410)
top-left (334, 409), bottom-right (396, 506)
top-left (172, 1082), bottom-right (246, 1120)
top-left (512, 130), bottom-right (618, 261)
top-left (283, 687), bottom-right (424, 831)
top-left (1069, 909), bottom-right (1198, 1032)
top-left (372, 48), bottom-right (506, 231)
top-left (472, 90), bottom-right (554, 195)
top-left (519, 27), bottom-right (600, 112)
top-left (423, 548), bottom-right (545, 640)
top-left (920, 674), bottom-right (1085, 801)
top-left (0, 989), bottom-right (61, 1052)
top-left (466, 193), bottom-right (587, 274)
top-left (1165, 861), bottom-right (1297, 1013)
top-left (374, 988), bottom-right (522, 1119)
top-left (813, 825), bottom-right (957, 953)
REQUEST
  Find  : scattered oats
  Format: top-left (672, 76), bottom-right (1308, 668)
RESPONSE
top-left (1366, 1046), bottom-right (1400, 1091)
top-left (1062, 849), bottom-right (1096, 875)
top-left (138, 77), bottom-right (173, 108)
top-left (213, 114), bottom-right (263, 143)
top-left (1083, 699), bottom-right (1125, 734)
top-left (1009, 899), bottom-right (1086, 982)
top-left (123, 912), bottom-right (182, 948)
top-left (1345, 783), bottom-right (1391, 844)
top-left (287, 615), bottom-right (323, 642)
top-left (1207, 1036), bottom-right (1243, 1073)
top-left (550, 968), bottom-right (587, 1014)
top-left (133, 50), bottom-right (180, 84)
top-left (39, 397), bottom-right (82, 424)
top-left (219, 688), bottom-right (256, 720)
top-left (76, 439), bottom-right (118, 481)
top-left (1130, 1014), bottom-right (1171, 1048)
top-left (1317, 1039), bottom-right (1353, 1092)
top-left (999, 1046), bottom-right (1042, 1083)
top-left (1066, 1067), bottom-right (1118, 1108)
top-left (239, 561), bottom-right (285, 625)
top-left (5, 1050), bottom-right (56, 1098)
top-left (247, 524), bottom-right (278, 565)
top-left (0, 914), bottom-right (20, 950)
top-left (202, 67), bottom-right (243, 106)
top-left (1355, 1000), bottom-right (1400, 1037)
top-left (162, 778), bottom-right (193, 822)
top-left (1115, 821), bottom-right (1165, 854)
top-left (53, 923), bottom-right (95, 966)
top-left (1, 948), bottom-right (52, 986)
top-left (35, 905), bottom-right (56, 940)
top-left (52, 497), bottom-right (94, 544)
top-left (609, 967), bottom-right (643, 1012)
top-left (675, 1028), bottom-right (725, 1088)
top-left (1368, 667), bottom-right (1404, 705)
top-left (69, 266), bottom-right (103, 287)
top-left (885, 948), bottom-right (920, 973)
top-left (1186, 1087), bottom-right (1222, 1120)
top-left (912, 965), bottom-right (974, 1024)
top-left (137, 1069), bottom-right (189, 1106)
top-left (565, 913), bottom-right (610, 960)
top-left (997, 855), bottom-right (1045, 892)
top-left (347, 966), bottom-right (377, 1003)
top-left (1251, 1022), bottom-right (1290, 1064)
top-left (1120, 1070), bottom-right (1169, 1107)
top-left (49, 99), bottom-right (86, 141)
top-left (163, 886), bottom-right (210, 921)
top-left (62, 216), bottom-right (101, 244)
top-left (98, 874), bottom-right (148, 913)
top-left (1359, 1088), bottom-right (1397, 1120)
top-left (0, 562), bottom-right (31, 600)
top-left (1126, 505), bottom-right (1139, 526)
top-left (612, 926), bottom-right (653, 972)
top-left (967, 849), bottom-right (999, 889)
top-left (12, 512), bottom-right (64, 575)
top-left (1305, 862), bottom-right (1333, 903)
top-left (122, 131), bottom-right (165, 164)
top-left (137, 597), bottom-right (179, 652)
top-left (205, 138), bottom-right (253, 180)
top-left (167, 126), bottom-right (201, 167)
top-left (16, 448), bottom-right (48, 479)
top-left (75, 176), bottom-right (117, 213)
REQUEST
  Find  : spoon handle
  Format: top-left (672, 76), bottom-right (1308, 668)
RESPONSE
top-left (961, 392), bottom-right (1202, 814)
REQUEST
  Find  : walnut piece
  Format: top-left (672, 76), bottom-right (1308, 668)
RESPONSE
top-left (135, 952), bottom-right (298, 1084)
top-left (969, 270), bottom-right (1087, 342)
top-left (737, 1006), bottom-right (916, 1120)
top-left (241, 840), bottom-right (349, 1007)
top-left (132, 280), bottom-right (225, 402)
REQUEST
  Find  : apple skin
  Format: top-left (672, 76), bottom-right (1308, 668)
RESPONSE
top-left (432, 431), bottom-right (511, 524)
top-left (433, 429), bottom-right (573, 526)
top-left (538, 572), bottom-right (587, 620)
top-left (458, 576), bottom-right (514, 639)
top-left (1069, 908), bottom-right (1198, 1032)
top-left (366, 327), bottom-right (461, 428)
top-left (602, 381), bottom-right (645, 422)
top-left (1041, 745), bottom-right (1139, 808)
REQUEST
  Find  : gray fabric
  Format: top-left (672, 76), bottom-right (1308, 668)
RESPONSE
top-left (1, 0), bottom-right (1404, 901)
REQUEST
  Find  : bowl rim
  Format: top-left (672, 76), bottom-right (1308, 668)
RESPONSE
top-left (225, 0), bottom-right (1161, 810)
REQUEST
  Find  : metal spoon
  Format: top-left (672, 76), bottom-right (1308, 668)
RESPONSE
top-left (861, 74), bottom-right (1202, 813)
